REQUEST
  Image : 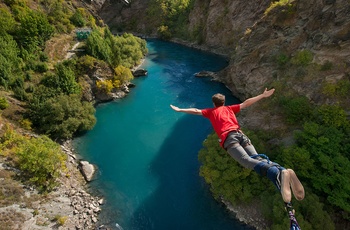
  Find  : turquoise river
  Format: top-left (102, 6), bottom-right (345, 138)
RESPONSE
top-left (73, 39), bottom-right (254, 230)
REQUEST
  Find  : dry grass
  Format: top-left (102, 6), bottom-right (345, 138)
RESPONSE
top-left (0, 170), bottom-right (25, 208)
top-left (44, 34), bottom-right (76, 64)
top-left (0, 209), bottom-right (26, 230)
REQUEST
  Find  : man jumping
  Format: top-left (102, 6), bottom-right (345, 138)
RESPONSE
top-left (170, 88), bottom-right (304, 203)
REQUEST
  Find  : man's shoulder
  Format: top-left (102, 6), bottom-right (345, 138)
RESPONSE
top-left (226, 104), bottom-right (240, 112)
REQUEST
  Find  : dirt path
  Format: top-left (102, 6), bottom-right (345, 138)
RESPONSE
top-left (65, 42), bottom-right (81, 59)
top-left (45, 34), bottom-right (75, 62)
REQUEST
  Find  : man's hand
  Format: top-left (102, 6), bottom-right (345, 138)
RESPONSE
top-left (262, 88), bottom-right (275, 98)
top-left (240, 88), bottom-right (275, 109)
top-left (170, 104), bottom-right (180, 112)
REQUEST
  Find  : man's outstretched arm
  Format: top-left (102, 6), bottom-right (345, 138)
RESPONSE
top-left (240, 88), bottom-right (275, 109)
top-left (170, 105), bottom-right (202, 115)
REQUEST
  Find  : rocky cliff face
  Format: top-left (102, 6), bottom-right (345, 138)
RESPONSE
top-left (223, 0), bottom-right (350, 101)
top-left (96, 0), bottom-right (349, 107)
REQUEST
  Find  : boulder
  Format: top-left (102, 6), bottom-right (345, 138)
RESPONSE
top-left (132, 68), bottom-right (148, 77)
top-left (79, 161), bottom-right (96, 182)
top-left (194, 71), bottom-right (218, 80)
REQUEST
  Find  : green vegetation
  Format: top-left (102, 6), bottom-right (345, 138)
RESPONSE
top-left (85, 28), bottom-right (147, 68)
top-left (291, 50), bottom-right (313, 67)
top-left (276, 53), bottom-right (290, 69)
top-left (0, 124), bottom-right (67, 191)
top-left (323, 78), bottom-right (350, 99)
top-left (0, 0), bottom-right (147, 196)
top-left (0, 97), bottom-right (9, 110)
top-left (276, 95), bottom-right (313, 124)
top-left (265, 0), bottom-right (294, 16)
top-left (199, 96), bottom-right (349, 228)
top-left (54, 215), bottom-right (68, 226)
top-left (282, 106), bottom-right (350, 213)
top-left (70, 8), bottom-right (87, 27)
top-left (146, 0), bottom-right (195, 40)
top-left (28, 94), bottom-right (96, 139)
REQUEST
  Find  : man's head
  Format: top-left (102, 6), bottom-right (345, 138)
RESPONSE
top-left (212, 93), bottom-right (225, 107)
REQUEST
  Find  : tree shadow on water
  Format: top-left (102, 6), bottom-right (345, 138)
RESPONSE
top-left (128, 115), bottom-right (253, 230)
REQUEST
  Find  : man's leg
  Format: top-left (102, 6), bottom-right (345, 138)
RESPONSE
top-left (254, 161), bottom-right (292, 203)
top-left (227, 145), bottom-right (292, 202)
top-left (287, 169), bottom-right (305, 201)
top-left (225, 133), bottom-right (292, 202)
top-left (244, 142), bottom-right (304, 201)
top-left (226, 144), bottom-right (262, 170)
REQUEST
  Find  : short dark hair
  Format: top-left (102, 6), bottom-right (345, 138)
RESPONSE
top-left (212, 93), bottom-right (225, 107)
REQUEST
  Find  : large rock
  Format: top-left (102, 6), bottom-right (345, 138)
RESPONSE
top-left (132, 68), bottom-right (148, 77)
top-left (194, 71), bottom-right (218, 80)
top-left (79, 161), bottom-right (96, 182)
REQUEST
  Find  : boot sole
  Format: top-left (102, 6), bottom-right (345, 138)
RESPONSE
top-left (287, 169), bottom-right (305, 201)
top-left (281, 169), bottom-right (292, 203)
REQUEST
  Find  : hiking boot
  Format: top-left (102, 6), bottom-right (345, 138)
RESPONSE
top-left (267, 167), bottom-right (292, 203)
top-left (287, 169), bottom-right (305, 201)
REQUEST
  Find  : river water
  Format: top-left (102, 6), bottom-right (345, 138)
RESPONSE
top-left (73, 39), bottom-right (254, 230)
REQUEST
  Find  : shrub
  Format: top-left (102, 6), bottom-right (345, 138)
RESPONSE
top-left (157, 25), bottom-right (172, 40)
top-left (96, 79), bottom-right (113, 93)
top-left (70, 9), bottom-right (86, 27)
top-left (291, 50), bottom-right (313, 67)
top-left (322, 78), bottom-right (350, 98)
top-left (0, 97), bottom-right (9, 110)
top-left (28, 94), bottom-right (96, 139)
top-left (0, 127), bottom-right (67, 192)
top-left (41, 63), bottom-right (81, 95)
top-left (277, 95), bottom-right (313, 124)
top-left (20, 118), bottom-right (32, 130)
top-left (264, 0), bottom-right (292, 16)
top-left (114, 65), bottom-right (133, 84)
top-left (320, 60), bottom-right (333, 71)
top-left (54, 215), bottom-right (68, 226)
top-left (276, 53), bottom-right (290, 68)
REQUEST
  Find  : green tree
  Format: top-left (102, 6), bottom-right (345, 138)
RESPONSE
top-left (85, 29), bottom-right (147, 68)
top-left (277, 105), bottom-right (350, 213)
top-left (70, 8), bottom-right (86, 27)
top-left (85, 29), bottom-right (113, 65)
top-left (104, 28), bottom-right (121, 67)
top-left (0, 34), bottom-right (23, 89)
top-left (15, 10), bottom-right (54, 53)
top-left (277, 95), bottom-right (313, 124)
top-left (114, 65), bottom-right (133, 84)
top-left (0, 8), bottom-right (16, 35)
top-left (28, 94), bottom-right (96, 139)
top-left (41, 62), bottom-right (81, 95)
top-left (115, 33), bottom-right (147, 68)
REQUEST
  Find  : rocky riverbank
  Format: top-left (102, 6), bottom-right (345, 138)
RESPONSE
top-left (0, 126), bottom-right (104, 230)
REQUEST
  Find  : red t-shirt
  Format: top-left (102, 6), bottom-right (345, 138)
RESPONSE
top-left (201, 104), bottom-right (241, 147)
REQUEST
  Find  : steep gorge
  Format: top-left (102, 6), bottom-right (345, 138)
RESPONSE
top-left (92, 0), bottom-right (350, 229)
top-left (91, 0), bottom-right (349, 141)
top-left (96, 0), bottom-right (349, 103)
